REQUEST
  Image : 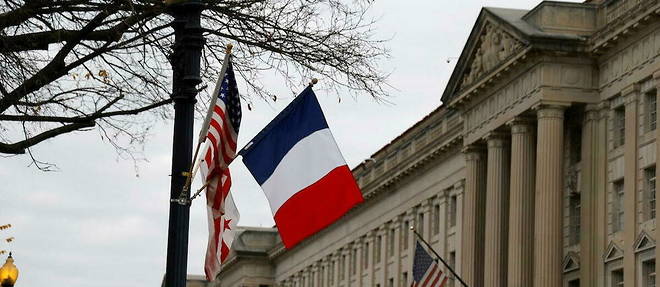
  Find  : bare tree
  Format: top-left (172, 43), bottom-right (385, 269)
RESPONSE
top-left (0, 0), bottom-right (389, 167)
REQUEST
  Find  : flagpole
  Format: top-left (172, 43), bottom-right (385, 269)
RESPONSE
top-left (174, 44), bottom-right (234, 205)
top-left (165, 1), bottom-right (204, 286)
top-left (411, 226), bottom-right (469, 287)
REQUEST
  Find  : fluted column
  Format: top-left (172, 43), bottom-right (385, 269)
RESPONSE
top-left (623, 84), bottom-right (639, 287)
top-left (580, 106), bottom-right (600, 287)
top-left (594, 102), bottom-right (609, 287)
top-left (655, 71), bottom-right (660, 287)
top-left (461, 145), bottom-right (487, 287)
top-left (507, 119), bottom-right (535, 287)
top-left (484, 133), bottom-right (510, 287)
top-left (533, 105), bottom-right (565, 287)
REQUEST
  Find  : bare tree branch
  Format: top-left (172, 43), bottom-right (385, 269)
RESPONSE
top-left (0, 0), bottom-right (389, 166)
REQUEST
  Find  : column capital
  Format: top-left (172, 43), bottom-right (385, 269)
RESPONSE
top-left (652, 70), bottom-right (660, 90)
top-left (653, 69), bottom-right (660, 81)
top-left (421, 199), bottom-right (433, 210)
top-left (535, 105), bottom-right (566, 119)
top-left (623, 84), bottom-right (640, 106)
top-left (454, 179), bottom-right (466, 190)
top-left (507, 116), bottom-right (535, 131)
top-left (462, 144), bottom-right (486, 160)
top-left (484, 132), bottom-right (509, 147)
top-left (622, 83), bottom-right (640, 97)
top-left (597, 101), bottom-right (610, 118)
top-left (582, 104), bottom-right (600, 123)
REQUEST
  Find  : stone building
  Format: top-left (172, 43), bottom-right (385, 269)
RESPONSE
top-left (218, 0), bottom-right (660, 286)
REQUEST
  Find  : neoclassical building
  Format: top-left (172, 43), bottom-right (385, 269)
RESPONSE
top-left (217, 0), bottom-right (660, 286)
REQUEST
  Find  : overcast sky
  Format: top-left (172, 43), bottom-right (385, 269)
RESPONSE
top-left (2, 1), bottom-right (580, 286)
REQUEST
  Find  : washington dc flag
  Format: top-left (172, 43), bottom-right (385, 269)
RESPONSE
top-left (240, 86), bottom-right (363, 248)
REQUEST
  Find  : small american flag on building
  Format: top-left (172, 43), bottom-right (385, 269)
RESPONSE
top-left (411, 241), bottom-right (448, 287)
top-left (199, 59), bottom-right (241, 281)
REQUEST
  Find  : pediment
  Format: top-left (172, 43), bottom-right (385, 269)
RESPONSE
top-left (441, 8), bottom-right (531, 104)
top-left (604, 241), bottom-right (624, 263)
top-left (634, 231), bottom-right (655, 253)
top-left (459, 23), bottom-right (524, 89)
top-left (562, 252), bottom-right (580, 273)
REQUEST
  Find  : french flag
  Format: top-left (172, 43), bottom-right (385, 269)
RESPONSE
top-left (240, 86), bottom-right (364, 248)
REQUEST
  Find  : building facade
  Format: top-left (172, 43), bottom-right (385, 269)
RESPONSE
top-left (218, 0), bottom-right (660, 286)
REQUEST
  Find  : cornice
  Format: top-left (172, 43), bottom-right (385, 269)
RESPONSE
top-left (591, 0), bottom-right (660, 54)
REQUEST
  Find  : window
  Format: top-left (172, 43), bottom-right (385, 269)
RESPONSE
top-left (402, 220), bottom-right (409, 250)
top-left (611, 269), bottom-right (624, 287)
top-left (568, 279), bottom-right (580, 287)
top-left (569, 192), bottom-right (581, 245)
top-left (388, 228), bottom-right (395, 257)
top-left (648, 91), bottom-right (657, 132)
top-left (449, 195), bottom-right (457, 228)
top-left (643, 260), bottom-right (656, 287)
top-left (388, 278), bottom-right (394, 287)
top-left (401, 272), bottom-right (408, 287)
top-left (433, 204), bottom-right (440, 234)
top-left (614, 106), bottom-right (625, 148)
top-left (417, 213), bottom-right (424, 235)
top-left (375, 235), bottom-right (382, 263)
top-left (613, 180), bottom-right (625, 233)
top-left (647, 167), bottom-right (656, 220)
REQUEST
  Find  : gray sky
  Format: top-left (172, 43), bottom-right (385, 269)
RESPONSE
top-left (2, 1), bottom-right (579, 286)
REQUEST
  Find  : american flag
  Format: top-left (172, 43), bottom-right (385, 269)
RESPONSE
top-left (411, 242), bottom-right (448, 287)
top-left (199, 59), bottom-right (242, 281)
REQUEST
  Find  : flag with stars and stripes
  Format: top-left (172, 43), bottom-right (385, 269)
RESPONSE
top-left (198, 58), bottom-right (241, 281)
top-left (411, 241), bottom-right (448, 287)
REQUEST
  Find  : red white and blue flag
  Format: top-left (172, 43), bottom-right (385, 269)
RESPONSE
top-left (240, 86), bottom-right (363, 248)
top-left (199, 59), bottom-right (241, 281)
top-left (411, 242), bottom-right (448, 287)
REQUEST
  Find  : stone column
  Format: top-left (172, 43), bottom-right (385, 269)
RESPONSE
top-left (507, 119), bottom-right (535, 287)
top-left (454, 180), bottom-right (465, 276)
top-left (461, 145), bottom-right (487, 287)
top-left (484, 133), bottom-right (510, 287)
top-left (393, 215), bottom-right (403, 287)
top-left (623, 84), bottom-right (639, 287)
top-left (594, 102), bottom-right (609, 287)
top-left (655, 71), bottom-right (660, 287)
top-left (533, 105), bottom-right (565, 287)
top-left (580, 106), bottom-right (600, 287)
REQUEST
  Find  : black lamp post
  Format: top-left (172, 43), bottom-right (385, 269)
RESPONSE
top-left (165, 1), bottom-right (204, 287)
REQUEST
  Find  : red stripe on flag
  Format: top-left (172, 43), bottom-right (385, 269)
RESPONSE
top-left (421, 265), bottom-right (438, 287)
top-left (212, 170), bottom-right (231, 210)
top-left (220, 240), bottom-right (230, 262)
top-left (427, 269), bottom-right (442, 287)
top-left (273, 165), bottom-right (363, 248)
top-left (209, 119), bottom-right (232, 165)
top-left (212, 105), bottom-right (237, 149)
top-left (439, 276), bottom-right (448, 287)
